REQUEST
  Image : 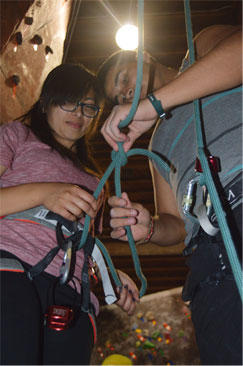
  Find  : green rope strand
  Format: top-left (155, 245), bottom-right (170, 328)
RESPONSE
top-left (78, 0), bottom-right (170, 298)
top-left (184, 0), bottom-right (242, 300)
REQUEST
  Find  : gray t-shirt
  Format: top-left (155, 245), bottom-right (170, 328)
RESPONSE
top-left (150, 59), bottom-right (242, 244)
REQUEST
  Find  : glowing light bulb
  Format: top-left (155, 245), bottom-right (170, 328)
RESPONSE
top-left (115, 24), bottom-right (138, 50)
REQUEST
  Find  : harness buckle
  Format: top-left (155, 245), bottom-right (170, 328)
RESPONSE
top-left (59, 240), bottom-right (73, 285)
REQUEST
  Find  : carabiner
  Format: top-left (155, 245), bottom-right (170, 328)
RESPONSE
top-left (59, 240), bottom-right (73, 285)
top-left (182, 177), bottom-right (199, 223)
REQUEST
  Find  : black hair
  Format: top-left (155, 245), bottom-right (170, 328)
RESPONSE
top-left (96, 50), bottom-right (137, 101)
top-left (18, 63), bottom-right (102, 177)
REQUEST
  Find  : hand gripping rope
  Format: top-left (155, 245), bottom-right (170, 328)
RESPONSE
top-left (184, 0), bottom-right (242, 300)
top-left (77, 0), bottom-right (170, 298)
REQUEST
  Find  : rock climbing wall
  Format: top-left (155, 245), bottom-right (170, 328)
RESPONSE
top-left (91, 287), bottom-right (201, 365)
top-left (0, 0), bottom-right (73, 123)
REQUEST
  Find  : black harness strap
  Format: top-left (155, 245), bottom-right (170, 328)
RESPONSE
top-left (28, 212), bottom-right (83, 281)
top-left (28, 246), bottom-right (60, 280)
top-left (27, 211), bottom-right (96, 312)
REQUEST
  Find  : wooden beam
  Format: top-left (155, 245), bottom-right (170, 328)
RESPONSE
top-left (96, 239), bottom-right (185, 256)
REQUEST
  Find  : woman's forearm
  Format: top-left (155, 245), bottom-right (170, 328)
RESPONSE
top-left (0, 182), bottom-right (99, 221)
top-left (0, 183), bottom-right (60, 216)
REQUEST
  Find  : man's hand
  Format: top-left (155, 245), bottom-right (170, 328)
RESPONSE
top-left (101, 100), bottom-right (158, 152)
top-left (108, 192), bottom-right (151, 242)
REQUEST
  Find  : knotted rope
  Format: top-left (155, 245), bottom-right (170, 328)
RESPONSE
top-left (78, 0), bottom-right (170, 297)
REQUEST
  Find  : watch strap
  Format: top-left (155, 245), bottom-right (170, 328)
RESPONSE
top-left (147, 93), bottom-right (166, 118)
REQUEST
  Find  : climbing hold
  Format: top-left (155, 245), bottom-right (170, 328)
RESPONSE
top-left (102, 354), bottom-right (132, 365)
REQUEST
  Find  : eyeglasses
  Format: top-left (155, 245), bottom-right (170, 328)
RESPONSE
top-left (60, 101), bottom-right (100, 118)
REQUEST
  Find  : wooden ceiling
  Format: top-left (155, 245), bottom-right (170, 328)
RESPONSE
top-left (64, 0), bottom-right (241, 71)
top-left (63, 0), bottom-right (241, 297)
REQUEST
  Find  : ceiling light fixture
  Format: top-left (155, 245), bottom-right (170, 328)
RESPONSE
top-left (115, 24), bottom-right (138, 50)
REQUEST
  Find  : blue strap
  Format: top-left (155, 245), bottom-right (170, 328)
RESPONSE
top-left (184, 0), bottom-right (242, 300)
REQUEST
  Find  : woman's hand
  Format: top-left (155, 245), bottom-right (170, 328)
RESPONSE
top-left (115, 269), bottom-right (139, 316)
top-left (108, 192), bottom-right (151, 242)
top-left (42, 183), bottom-right (99, 221)
top-left (0, 182), bottom-right (100, 221)
top-left (101, 99), bottom-right (158, 152)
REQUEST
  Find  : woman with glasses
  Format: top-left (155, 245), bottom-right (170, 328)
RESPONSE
top-left (0, 64), bottom-right (139, 365)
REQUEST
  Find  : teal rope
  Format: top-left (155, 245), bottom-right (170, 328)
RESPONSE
top-left (78, 0), bottom-right (171, 298)
top-left (118, 0), bottom-right (144, 128)
top-left (168, 87), bottom-right (242, 159)
top-left (78, 141), bottom-right (170, 296)
top-left (184, 0), bottom-right (242, 300)
top-left (78, 0), bottom-right (148, 297)
top-left (114, 143), bottom-right (148, 295)
top-left (78, 0), bottom-right (242, 301)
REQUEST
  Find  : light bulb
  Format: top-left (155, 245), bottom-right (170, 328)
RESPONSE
top-left (115, 24), bottom-right (138, 50)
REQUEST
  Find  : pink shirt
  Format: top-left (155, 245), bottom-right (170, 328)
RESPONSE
top-left (0, 121), bottom-right (102, 314)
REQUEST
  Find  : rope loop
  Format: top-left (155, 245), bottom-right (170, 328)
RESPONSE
top-left (111, 142), bottom-right (128, 167)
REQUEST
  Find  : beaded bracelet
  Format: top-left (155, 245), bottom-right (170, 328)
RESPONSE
top-left (136, 216), bottom-right (154, 245)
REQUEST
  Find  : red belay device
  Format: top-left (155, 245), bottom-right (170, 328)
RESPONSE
top-left (45, 305), bottom-right (74, 331)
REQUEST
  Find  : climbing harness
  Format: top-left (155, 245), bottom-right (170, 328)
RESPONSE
top-left (1, 206), bottom-right (118, 308)
top-left (182, 156), bottom-right (221, 236)
top-left (184, 0), bottom-right (242, 300)
top-left (0, 257), bottom-right (25, 273)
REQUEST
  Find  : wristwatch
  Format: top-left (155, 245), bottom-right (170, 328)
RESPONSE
top-left (147, 93), bottom-right (166, 118)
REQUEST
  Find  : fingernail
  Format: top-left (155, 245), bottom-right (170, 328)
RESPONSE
top-left (130, 209), bottom-right (137, 216)
top-left (128, 217), bottom-right (135, 224)
top-left (119, 199), bottom-right (126, 206)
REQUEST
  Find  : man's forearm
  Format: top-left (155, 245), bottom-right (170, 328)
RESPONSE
top-left (150, 213), bottom-right (186, 246)
top-left (155, 30), bottom-right (242, 111)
